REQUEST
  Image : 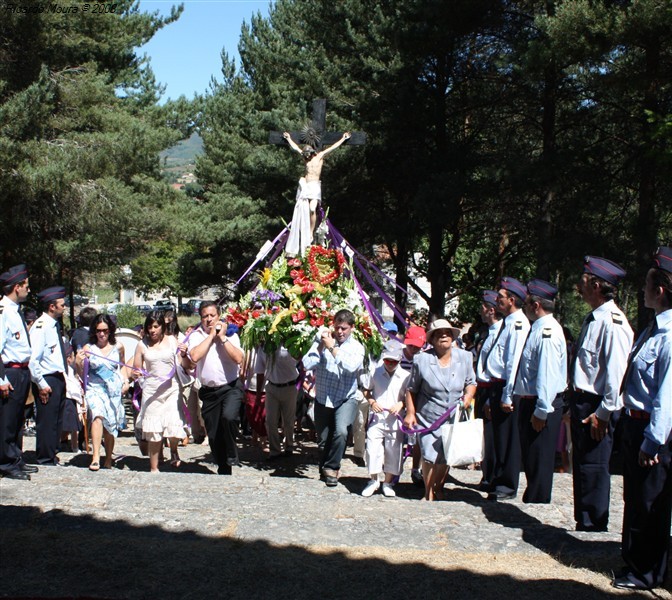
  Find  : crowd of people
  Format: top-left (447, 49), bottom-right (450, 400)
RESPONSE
top-left (1, 247), bottom-right (671, 591)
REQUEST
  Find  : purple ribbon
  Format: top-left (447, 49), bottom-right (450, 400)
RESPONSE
top-left (235, 227), bottom-right (289, 286)
top-left (367, 400), bottom-right (461, 436)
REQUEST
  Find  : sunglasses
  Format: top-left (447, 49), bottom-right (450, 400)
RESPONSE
top-left (96, 328), bottom-right (109, 333)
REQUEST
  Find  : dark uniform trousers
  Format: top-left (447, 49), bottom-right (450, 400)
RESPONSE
top-left (199, 379), bottom-right (243, 475)
top-left (570, 390), bottom-right (613, 530)
top-left (0, 367), bottom-right (31, 474)
top-left (518, 394), bottom-right (564, 503)
top-left (475, 383), bottom-right (496, 486)
top-left (490, 380), bottom-right (521, 496)
top-left (33, 373), bottom-right (65, 465)
top-left (621, 415), bottom-right (672, 589)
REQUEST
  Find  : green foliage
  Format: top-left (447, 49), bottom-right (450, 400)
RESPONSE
top-left (113, 304), bottom-right (143, 329)
top-left (0, 2), bottom-right (198, 299)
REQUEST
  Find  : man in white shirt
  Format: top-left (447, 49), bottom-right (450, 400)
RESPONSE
top-left (29, 286), bottom-right (68, 466)
top-left (255, 346), bottom-right (299, 459)
top-left (571, 256), bottom-right (633, 531)
top-left (0, 264), bottom-right (35, 479)
top-left (485, 276), bottom-right (531, 501)
top-left (186, 301), bottom-right (244, 475)
top-left (475, 290), bottom-right (503, 490)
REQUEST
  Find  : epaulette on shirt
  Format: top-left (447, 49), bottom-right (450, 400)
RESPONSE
top-left (515, 321), bottom-right (523, 331)
top-left (611, 312), bottom-right (623, 325)
top-left (34, 318), bottom-right (44, 329)
top-left (0, 306), bottom-right (3, 315)
top-left (542, 327), bottom-right (552, 339)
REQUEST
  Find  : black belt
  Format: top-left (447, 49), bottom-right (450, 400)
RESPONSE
top-left (202, 379), bottom-right (237, 391)
top-left (3, 362), bottom-right (29, 369)
top-left (44, 372), bottom-right (65, 379)
top-left (269, 378), bottom-right (298, 388)
top-left (477, 381), bottom-right (494, 388)
top-left (627, 409), bottom-right (650, 421)
top-left (520, 395), bottom-right (537, 400)
top-left (490, 377), bottom-right (505, 383)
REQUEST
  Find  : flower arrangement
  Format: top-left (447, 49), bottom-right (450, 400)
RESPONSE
top-left (228, 245), bottom-right (383, 360)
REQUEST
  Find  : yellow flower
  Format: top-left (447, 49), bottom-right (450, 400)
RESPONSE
top-left (260, 268), bottom-right (272, 287)
top-left (269, 308), bottom-right (291, 334)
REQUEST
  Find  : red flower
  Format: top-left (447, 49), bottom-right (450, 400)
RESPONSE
top-left (287, 258), bottom-right (302, 267)
top-left (292, 310), bottom-right (307, 323)
top-left (301, 282), bottom-right (315, 294)
top-left (310, 316), bottom-right (324, 327)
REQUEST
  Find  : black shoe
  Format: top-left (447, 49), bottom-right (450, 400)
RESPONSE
top-left (477, 480), bottom-right (492, 492)
top-left (325, 475), bottom-right (338, 487)
top-left (488, 490), bottom-right (516, 501)
top-left (226, 458), bottom-right (241, 467)
top-left (283, 446), bottom-right (294, 456)
top-left (1, 469), bottom-right (31, 481)
top-left (411, 469), bottom-right (424, 487)
top-left (20, 463), bottom-right (39, 474)
top-left (611, 575), bottom-right (650, 591)
top-left (266, 453), bottom-right (283, 462)
top-left (576, 523), bottom-right (608, 532)
top-left (352, 456), bottom-right (365, 467)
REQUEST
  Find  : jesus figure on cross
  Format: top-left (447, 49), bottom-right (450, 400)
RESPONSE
top-left (282, 130), bottom-right (351, 256)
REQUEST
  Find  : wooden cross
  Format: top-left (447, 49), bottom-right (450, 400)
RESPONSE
top-left (268, 98), bottom-right (366, 149)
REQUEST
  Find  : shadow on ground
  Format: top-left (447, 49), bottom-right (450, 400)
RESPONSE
top-left (0, 505), bottom-right (634, 600)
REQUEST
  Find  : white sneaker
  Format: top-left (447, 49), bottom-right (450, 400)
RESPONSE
top-left (361, 479), bottom-right (380, 497)
top-left (381, 483), bottom-right (396, 498)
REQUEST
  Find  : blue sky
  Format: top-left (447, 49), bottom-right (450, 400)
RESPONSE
top-left (139, 0), bottom-right (272, 100)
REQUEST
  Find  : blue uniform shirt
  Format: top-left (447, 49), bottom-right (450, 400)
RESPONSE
top-left (623, 309), bottom-right (672, 457)
top-left (29, 313), bottom-right (66, 390)
top-left (485, 308), bottom-right (530, 405)
top-left (513, 313), bottom-right (568, 420)
top-left (0, 297), bottom-right (32, 386)
top-left (476, 319), bottom-right (503, 383)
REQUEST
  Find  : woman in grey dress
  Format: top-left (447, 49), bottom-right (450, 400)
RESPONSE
top-left (404, 319), bottom-right (476, 500)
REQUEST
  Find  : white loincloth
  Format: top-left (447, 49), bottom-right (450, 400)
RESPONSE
top-left (285, 177), bottom-right (322, 257)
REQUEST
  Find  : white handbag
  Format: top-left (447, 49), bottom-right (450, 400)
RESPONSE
top-left (442, 405), bottom-right (484, 467)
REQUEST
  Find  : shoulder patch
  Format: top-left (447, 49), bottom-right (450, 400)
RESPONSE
top-left (611, 312), bottom-right (623, 325)
top-left (515, 321), bottom-right (523, 331)
top-left (542, 327), bottom-right (552, 339)
top-left (0, 306), bottom-right (4, 314)
top-left (35, 323), bottom-right (43, 329)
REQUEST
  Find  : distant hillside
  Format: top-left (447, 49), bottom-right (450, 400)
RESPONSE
top-left (160, 133), bottom-right (204, 168)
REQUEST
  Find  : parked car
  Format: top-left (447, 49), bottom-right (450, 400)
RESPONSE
top-left (153, 299), bottom-right (176, 313)
top-left (135, 304), bottom-right (153, 316)
top-left (179, 299), bottom-right (202, 316)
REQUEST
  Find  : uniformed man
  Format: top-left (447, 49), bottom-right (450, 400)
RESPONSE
top-left (571, 256), bottom-right (633, 531)
top-left (0, 265), bottom-right (36, 480)
top-left (475, 290), bottom-right (503, 490)
top-left (514, 279), bottom-right (567, 503)
top-left (613, 246), bottom-right (672, 590)
top-left (29, 286), bottom-right (68, 466)
top-left (485, 276), bottom-right (531, 501)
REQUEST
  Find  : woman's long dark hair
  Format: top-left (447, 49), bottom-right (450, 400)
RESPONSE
top-left (143, 311), bottom-right (167, 339)
top-left (88, 314), bottom-right (117, 345)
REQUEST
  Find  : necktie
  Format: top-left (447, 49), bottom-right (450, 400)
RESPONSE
top-left (512, 326), bottom-right (534, 391)
top-left (483, 315), bottom-right (507, 371)
top-left (569, 313), bottom-right (595, 388)
top-left (19, 307), bottom-right (30, 345)
top-left (56, 321), bottom-right (67, 372)
top-left (620, 319), bottom-right (657, 395)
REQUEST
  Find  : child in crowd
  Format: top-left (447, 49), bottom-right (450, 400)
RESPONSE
top-left (63, 344), bottom-right (85, 453)
top-left (362, 341), bottom-right (410, 498)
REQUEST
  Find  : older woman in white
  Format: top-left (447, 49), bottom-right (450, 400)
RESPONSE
top-left (404, 319), bottom-right (476, 501)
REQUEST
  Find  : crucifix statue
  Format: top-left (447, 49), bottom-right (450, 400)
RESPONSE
top-left (269, 99), bottom-right (366, 256)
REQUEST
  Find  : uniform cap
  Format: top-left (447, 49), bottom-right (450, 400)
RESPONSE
top-left (527, 279), bottom-right (558, 301)
top-left (500, 277), bottom-right (527, 301)
top-left (482, 290), bottom-right (498, 306)
top-left (37, 286), bottom-right (66, 303)
top-left (0, 264), bottom-right (28, 287)
top-left (653, 246), bottom-right (672, 274)
top-left (583, 256), bottom-right (626, 285)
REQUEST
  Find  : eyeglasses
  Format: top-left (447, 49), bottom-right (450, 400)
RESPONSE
top-left (96, 328), bottom-right (109, 334)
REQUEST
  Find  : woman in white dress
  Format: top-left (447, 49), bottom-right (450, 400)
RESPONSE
top-left (133, 311), bottom-right (190, 473)
top-left (76, 314), bottom-right (129, 471)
